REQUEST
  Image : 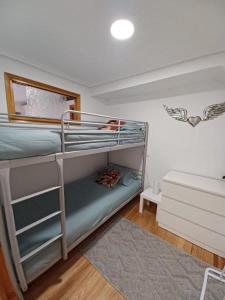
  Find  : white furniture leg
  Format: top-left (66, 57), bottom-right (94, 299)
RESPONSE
top-left (139, 187), bottom-right (161, 214)
top-left (139, 195), bottom-right (144, 213)
top-left (200, 267), bottom-right (225, 300)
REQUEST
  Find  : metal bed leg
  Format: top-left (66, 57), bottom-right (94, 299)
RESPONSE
top-left (56, 158), bottom-right (68, 260)
top-left (0, 168), bottom-right (28, 291)
top-left (141, 122), bottom-right (149, 191)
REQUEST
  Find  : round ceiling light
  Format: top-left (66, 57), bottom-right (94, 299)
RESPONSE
top-left (110, 19), bottom-right (134, 40)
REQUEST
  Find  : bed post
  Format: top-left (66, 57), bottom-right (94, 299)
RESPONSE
top-left (117, 120), bottom-right (121, 145)
top-left (61, 114), bottom-right (65, 153)
top-left (141, 122), bottom-right (149, 191)
top-left (56, 158), bottom-right (68, 260)
top-left (0, 168), bottom-right (28, 291)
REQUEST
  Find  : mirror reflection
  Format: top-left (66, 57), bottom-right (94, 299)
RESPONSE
top-left (13, 82), bottom-right (77, 120)
top-left (5, 73), bottom-right (81, 123)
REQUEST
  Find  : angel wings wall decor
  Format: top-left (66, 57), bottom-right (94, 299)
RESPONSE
top-left (163, 102), bottom-right (225, 127)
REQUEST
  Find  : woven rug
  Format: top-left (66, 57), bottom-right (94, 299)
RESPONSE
top-left (80, 218), bottom-right (225, 300)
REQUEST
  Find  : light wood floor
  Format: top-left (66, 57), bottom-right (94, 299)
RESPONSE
top-left (24, 197), bottom-right (225, 300)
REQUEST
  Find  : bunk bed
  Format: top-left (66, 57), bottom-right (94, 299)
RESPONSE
top-left (0, 110), bottom-right (148, 294)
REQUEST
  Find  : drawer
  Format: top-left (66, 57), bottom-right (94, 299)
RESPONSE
top-left (157, 210), bottom-right (225, 257)
top-left (162, 181), bottom-right (225, 217)
top-left (159, 195), bottom-right (225, 236)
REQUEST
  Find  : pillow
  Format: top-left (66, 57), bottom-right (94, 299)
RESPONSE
top-left (96, 168), bottom-right (122, 188)
top-left (122, 171), bottom-right (135, 186)
top-left (108, 163), bottom-right (138, 186)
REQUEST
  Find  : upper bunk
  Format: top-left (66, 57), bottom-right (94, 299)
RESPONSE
top-left (0, 110), bottom-right (148, 169)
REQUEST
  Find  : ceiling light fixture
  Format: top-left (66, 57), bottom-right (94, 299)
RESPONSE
top-left (110, 19), bottom-right (134, 40)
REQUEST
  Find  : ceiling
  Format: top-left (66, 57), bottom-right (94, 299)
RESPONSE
top-left (0, 0), bottom-right (225, 87)
top-left (96, 66), bottom-right (225, 104)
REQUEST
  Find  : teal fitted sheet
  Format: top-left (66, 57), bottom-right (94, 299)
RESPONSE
top-left (0, 127), bottom-right (61, 160)
top-left (0, 127), bottom-right (144, 160)
top-left (13, 173), bottom-right (141, 281)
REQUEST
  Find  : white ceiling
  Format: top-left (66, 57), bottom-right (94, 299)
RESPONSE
top-left (96, 66), bottom-right (225, 104)
top-left (0, 0), bottom-right (225, 87)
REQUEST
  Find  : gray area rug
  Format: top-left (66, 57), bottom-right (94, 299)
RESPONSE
top-left (80, 218), bottom-right (225, 300)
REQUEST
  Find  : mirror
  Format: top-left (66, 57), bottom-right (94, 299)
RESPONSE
top-left (4, 73), bottom-right (81, 123)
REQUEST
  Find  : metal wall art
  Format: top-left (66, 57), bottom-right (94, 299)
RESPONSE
top-left (163, 102), bottom-right (225, 127)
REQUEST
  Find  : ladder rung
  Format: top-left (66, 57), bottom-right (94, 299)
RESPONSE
top-left (16, 211), bottom-right (62, 236)
top-left (11, 186), bottom-right (61, 205)
top-left (20, 234), bottom-right (63, 263)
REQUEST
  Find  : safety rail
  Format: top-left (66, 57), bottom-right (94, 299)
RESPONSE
top-left (60, 110), bottom-right (146, 153)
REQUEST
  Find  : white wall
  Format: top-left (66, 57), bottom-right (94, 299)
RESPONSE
top-left (107, 89), bottom-right (225, 186)
top-left (0, 55), bottom-right (107, 116)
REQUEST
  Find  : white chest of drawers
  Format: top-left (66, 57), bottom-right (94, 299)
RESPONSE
top-left (157, 171), bottom-right (225, 257)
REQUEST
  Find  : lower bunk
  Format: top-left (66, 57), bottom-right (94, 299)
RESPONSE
top-left (13, 164), bottom-right (141, 283)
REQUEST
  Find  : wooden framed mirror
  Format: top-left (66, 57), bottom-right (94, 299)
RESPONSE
top-left (4, 73), bottom-right (81, 124)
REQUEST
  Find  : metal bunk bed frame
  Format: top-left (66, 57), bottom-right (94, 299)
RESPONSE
top-left (0, 110), bottom-right (149, 295)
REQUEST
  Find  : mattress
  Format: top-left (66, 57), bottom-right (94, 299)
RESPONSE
top-left (0, 127), bottom-right (61, 160)
top-left (13, 173), bottom-right (141, 281)
top-left (0, 127), bottom-right (144, 160)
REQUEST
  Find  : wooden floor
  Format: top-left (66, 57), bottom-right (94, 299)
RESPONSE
top-left (24, 197), bottom-right (225, 300)
top-left (0, 247), bottom-right (18, 300)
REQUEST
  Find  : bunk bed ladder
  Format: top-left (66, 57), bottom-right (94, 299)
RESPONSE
top-left (0, 159), bottom-right (67, 292)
